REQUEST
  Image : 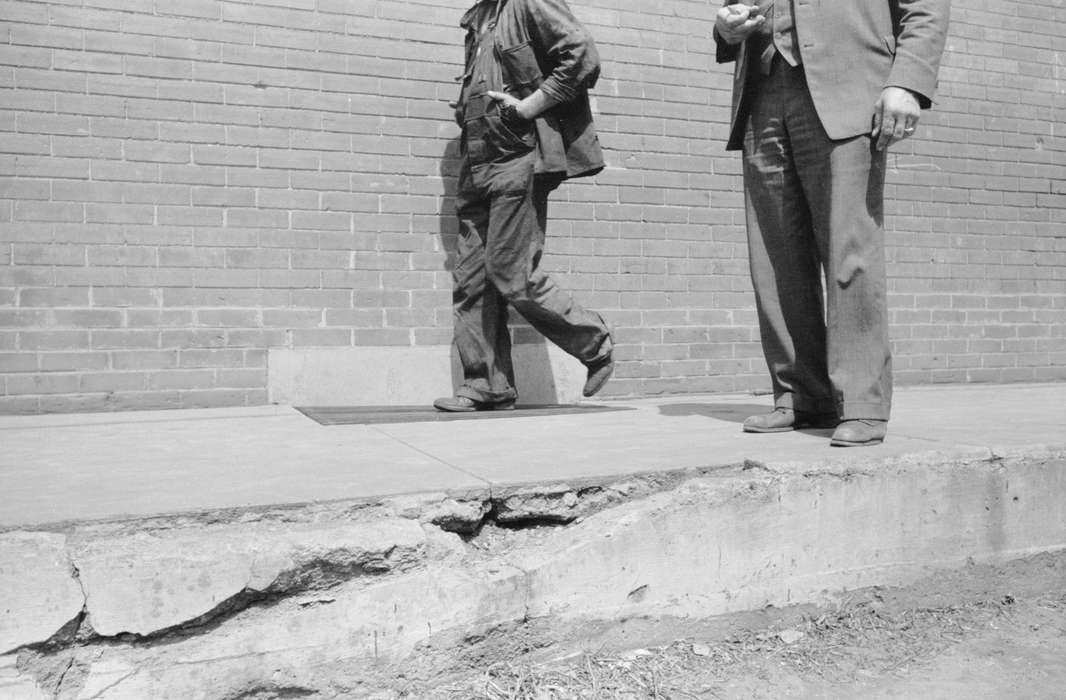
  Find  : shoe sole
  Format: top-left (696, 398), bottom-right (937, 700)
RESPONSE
top-left (744, 421), bottom-right (838, 434)
top-left (433, 401), bottom-right (516, 413)
top-left (830, 437), bottom-right (884, 447)
top-left (582, 364), bottom-right (613, 397)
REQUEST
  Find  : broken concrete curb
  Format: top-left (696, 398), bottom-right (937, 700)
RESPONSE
top-left (0, 532), bottom-right (84, 655)
top-left (72, 518), bottom-right (427, 638)
top-left (1, 653), bottom-right (49, 700)
top-left (10, 449), bottom-right (1064, 698)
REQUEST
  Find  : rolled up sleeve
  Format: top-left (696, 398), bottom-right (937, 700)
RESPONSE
top-left (527, 0), bottom-right (600, 104)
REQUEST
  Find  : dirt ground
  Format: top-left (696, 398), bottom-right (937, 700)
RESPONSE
top-left (414, 551), bottom-right (1066, 699)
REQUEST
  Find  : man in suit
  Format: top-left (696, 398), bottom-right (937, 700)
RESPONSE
top-left (434, 0), bottom-right (613, 412)
top-left (714, 0), bottom-right (950, 445)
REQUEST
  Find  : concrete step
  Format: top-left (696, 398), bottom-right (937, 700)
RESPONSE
top-left (1, 383), bottom-right (1064, 698)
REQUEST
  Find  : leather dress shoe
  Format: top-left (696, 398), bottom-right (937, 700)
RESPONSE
top-left (583, 354), bottom-right (614, 397)
top-left (830, 419), bottom-right (887, 447)
top-left (432, 395), bottom-right (515, 412)
top-left (742, 407), bottom-right (839, 433)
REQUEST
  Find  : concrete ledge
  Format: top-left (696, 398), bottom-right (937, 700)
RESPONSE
top-left (4, 446), bottom-right (1064, 698)
top-left (268, 343), bottom-right (587, 406)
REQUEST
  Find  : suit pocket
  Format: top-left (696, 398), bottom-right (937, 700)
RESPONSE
top-left (498, 41), bottom-right (543, 94)
top-left (881, 35), bottom-right (897, 56)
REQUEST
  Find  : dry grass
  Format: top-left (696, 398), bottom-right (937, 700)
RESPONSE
top-left (428, 592), bottom-right (1038, 700)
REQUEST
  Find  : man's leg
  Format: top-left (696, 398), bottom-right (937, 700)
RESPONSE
top-left (440, 163), bottom-right (518, 409)
top-left (741, 63), bottom-right (836, 431)
top-left (484, 163), bottom-right (613, 394)
top-left (786, 72), bottom-right (891, 443)
top-left (798, 138), bottom-right (891, 420)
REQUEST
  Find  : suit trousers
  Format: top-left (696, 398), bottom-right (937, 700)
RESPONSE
top-left (742, 58), bottom-right (892, 421)
top-left (452, 148), bottom-right (610, 404)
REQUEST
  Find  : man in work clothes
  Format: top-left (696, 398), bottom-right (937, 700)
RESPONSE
top-left (434, 0), bottom-right (613, 412)
top-left (714, 0), bottom-right (950, 445)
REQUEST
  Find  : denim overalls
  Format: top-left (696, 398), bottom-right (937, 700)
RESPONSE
top-left (450, 1), bottom-right (610, 405)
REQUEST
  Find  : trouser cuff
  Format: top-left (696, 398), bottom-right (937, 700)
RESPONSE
top-left (838, 401), bottom-right (891, 421)
top-left (774, 393), bottom-right (836, 416)
top-left (457, 384), bottom-right (517, 404)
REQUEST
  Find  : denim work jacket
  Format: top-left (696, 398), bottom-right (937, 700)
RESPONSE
top-left (458, 0), bottom-right (604, 179)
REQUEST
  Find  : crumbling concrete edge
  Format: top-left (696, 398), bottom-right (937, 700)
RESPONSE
top-left (3, 443), bottom-right (1065, 698)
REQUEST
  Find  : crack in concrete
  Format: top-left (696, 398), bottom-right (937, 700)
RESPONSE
top-left (53, 657), bottom-right (75, 697)
top-left (81, 669), bottom-right (137, 700)
top-left (107, 556), bottom-right (404, 646)
top-left (25, 546), bottom-right (425, 664)
top-left (222, 685), bottom-right (318, 700)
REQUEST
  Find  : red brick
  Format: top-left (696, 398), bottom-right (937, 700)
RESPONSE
top-left (14, 202), bottom-right (84, 223)
top-left (79, 371), bottom-right (148, 392)
top-left (52, 309), bottom-right (123, 327)
top-left (111, 350), bottom-right (179, 370)
top-left (85, 204), bottom-right (155, 224)
top-left (18, 331), bottom-right (89, 351)
top-left (19, 287), bottom-right (90, 306)
top-left (147, 369), bottom-right (215, 390)
top-left (6, 373), bottom-right (80, 394)
top-left (0, 352), bottom-right (38, 372)
top-left (289, 328), bottom-right (350, 345)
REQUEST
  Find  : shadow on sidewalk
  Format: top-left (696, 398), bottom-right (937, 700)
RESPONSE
top-left (658, 402), bottom-right (770, 423)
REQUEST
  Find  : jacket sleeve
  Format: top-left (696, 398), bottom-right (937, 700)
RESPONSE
top-left (714, 29), bottom-right (741, 64)
top-left (885, 0), bottom-right (951, 106)
top-left (526, 0), bottom-right (600, 104)
top-left (711, 0), bottom-right (740, 64)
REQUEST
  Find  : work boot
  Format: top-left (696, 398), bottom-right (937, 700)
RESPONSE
top-left (742, 407), bottom-right (838, 433)
top-left (582, 354), bottom-right (614, 397)
top-left (433, 396), bottom-right (516, 412)
top-left (830, 419), bottom-right (887, 447)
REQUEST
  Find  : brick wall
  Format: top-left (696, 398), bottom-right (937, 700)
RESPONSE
top-left (0, 0), bottom-right (1063, 414)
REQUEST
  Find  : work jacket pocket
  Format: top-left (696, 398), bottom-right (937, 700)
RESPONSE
top-left (487, 113), bottom-right (535, 159)
top-left (498, 41), bottom-right (543, 95)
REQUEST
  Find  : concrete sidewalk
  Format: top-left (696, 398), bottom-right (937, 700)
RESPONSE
top-left (2, 382), bottom-right (1064, 530)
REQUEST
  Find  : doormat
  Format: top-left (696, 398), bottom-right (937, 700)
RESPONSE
top-left (296, 404), bottom-right (632, 426)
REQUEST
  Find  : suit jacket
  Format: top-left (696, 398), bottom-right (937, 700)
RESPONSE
top-left (715, 0), bottom-right (951, 151)
top-left (460, 0), bottom-right (604, 179)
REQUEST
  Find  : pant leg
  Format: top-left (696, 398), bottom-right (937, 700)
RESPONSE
top-left (742, 63), bottom-right (835, 416)
top-left (787, 106), bottom-right (891, 419)
top-left (452, 160), bottom-right (517, 403)
top-left (484, 159), bottom-right (611, 365)
top-left (781, 66), bottom-right (892, 421)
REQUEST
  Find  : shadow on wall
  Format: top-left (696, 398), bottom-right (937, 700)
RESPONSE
top-left (435, 134), bottom-right (562, 404)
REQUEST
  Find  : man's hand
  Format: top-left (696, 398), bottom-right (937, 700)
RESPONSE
top-left (486, 90), bottom-right (525, 117)
top-left (715, 4), bottom-right (765, 45)
top-left (872, 87), bottom-right (921, 151)
top-left (486, 89), bottom-right (560, 121)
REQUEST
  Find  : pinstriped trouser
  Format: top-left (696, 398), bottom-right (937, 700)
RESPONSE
top-left (742, 58), bottom-right (892, 421)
